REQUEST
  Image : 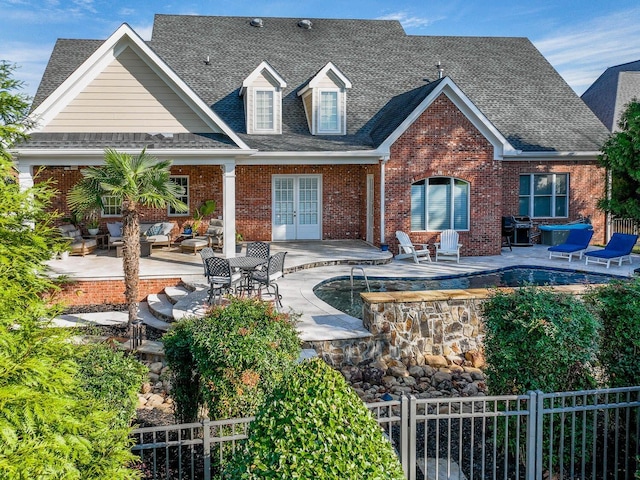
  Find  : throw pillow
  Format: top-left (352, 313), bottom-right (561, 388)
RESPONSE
top-left (107, 222), bottom-right (122, 237)
top-left (146, 223), bottom-right (163, 236)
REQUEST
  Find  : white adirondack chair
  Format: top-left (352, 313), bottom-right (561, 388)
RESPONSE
top-left (395, 231), bottom-right (431, 263)
top-left (434, 229), bottom-right (462, 263)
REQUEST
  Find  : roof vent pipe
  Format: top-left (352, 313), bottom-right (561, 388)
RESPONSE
top-left (250, 18), bottom-right (264, 28)
top-left (298, 19), bottom-right (313, 29)
top-left (436, 61), bottom-right (444, 79)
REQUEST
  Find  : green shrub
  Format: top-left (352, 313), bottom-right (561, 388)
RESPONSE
top-left (164, 297), bottom-right (301, 422)
top-left (585, 278), bottom-right (640, 387)
top-left (482, 286), bottom-right (599, 394)
top-left (225, 357), bottom-right (405, 479)
top-left (75, 342), bottom-right (148, 427)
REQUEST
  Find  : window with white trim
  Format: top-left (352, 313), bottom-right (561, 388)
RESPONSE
top-left (411, 177), bottom-right (469, 231)
top-left (101, 195), bottom-right (121, 217)
top-left (255, 89), bottom-right (275, 131)
top-left (318, 90), bottom-right (339, 133)
top-left (168, 176), bottom-right (189, 216)
top-left (519, 173), bottom-right (568, 218)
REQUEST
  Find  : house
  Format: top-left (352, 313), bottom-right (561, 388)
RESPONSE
top-left (582, 59), bottom-right (640, 132)
top-left (13, 15), bottom-right (610, 258)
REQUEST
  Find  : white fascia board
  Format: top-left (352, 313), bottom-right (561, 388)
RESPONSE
top-left (28, 23), bottom-right (251, 151)
top-left (12, 148), bottom-right (256, 166)
top-left (377, 77), bottom-right (516, 160)
top-left (298, 61), bottom-right (352, 97)
top-left (241, 61), bottom-right (287, 93)
top-left (240, 150), bottom-right (380, 165)
top-left (502, 151), bottom-right (601, 160)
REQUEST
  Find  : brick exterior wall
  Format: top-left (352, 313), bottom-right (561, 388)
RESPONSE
top-left (385, 94), bottom-right (502, 256)
top-left (49, 277), bottom-right (182, 306)
top-left (35, 96), bottom-right (605, 254)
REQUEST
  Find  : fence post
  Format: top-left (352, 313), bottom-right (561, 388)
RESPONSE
top-left (407, 395), bottom-right (417, 480)
top-left (203, 418), bottom-right (211, 480)
top-left (525, 391), bottom-right (537, 480)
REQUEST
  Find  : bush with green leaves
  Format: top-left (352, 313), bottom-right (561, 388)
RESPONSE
top-left (585, 278), bottom-right (640, 387)
top-left (75, 342), bottom-right (148, 427)
top-left (225, 357), bottom-right (405, 479)
top-left (164, 297), bottom-right (301, 422)
top-left (482, 286), bottom-right (599, 394)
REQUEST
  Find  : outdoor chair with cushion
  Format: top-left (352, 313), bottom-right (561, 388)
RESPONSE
top-left (250, 251), bottom-right (287, 307)
top-left (395, 231), bottom-right (431, 264)
top-left (434, 229), bottom-right (462, 263)
top-left (204, 219), bottom-right (224, 248)
top-left (203, 256), bottom-right (242, 304)
top-left (548, 229), bottom-right (594, 262)
top-left (58, 224), bottom-right (98, 256)
top-left (106, 221), bottom-right (123, 250)
top-left (584, 233), bottom-right (638, 268)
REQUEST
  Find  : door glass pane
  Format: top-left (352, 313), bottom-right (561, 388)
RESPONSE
top-left (274, 178), bottom-right (294, 225)
top-left (298, 177), bottom-right (318, 225)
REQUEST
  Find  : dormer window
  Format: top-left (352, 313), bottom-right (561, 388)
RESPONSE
top-left (240, 61), bottom-right (286, 135)
top-left (298, 62), bottom-right (351, 136)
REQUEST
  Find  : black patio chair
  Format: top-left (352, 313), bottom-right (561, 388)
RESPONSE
top-left (250, 251), bottom-right (287, 307)
top-left (203, 256), bottom-right (242, 304)
top-left (245, 241), bottom-right (270, 261)
top-left (199, 247), bottom-right (216, 276)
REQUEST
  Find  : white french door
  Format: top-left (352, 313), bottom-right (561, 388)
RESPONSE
top-left (272, 175), bottom-right (321, 240)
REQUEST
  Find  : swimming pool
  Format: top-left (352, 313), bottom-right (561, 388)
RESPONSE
top-left (313, 266), bottom-right (625, 320)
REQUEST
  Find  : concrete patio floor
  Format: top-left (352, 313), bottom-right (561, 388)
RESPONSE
top-left (46, 240), bottom-right (638, 342)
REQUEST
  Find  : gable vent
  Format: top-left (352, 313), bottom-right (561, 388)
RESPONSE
top-left (298, 19), bottom-right (313, 29)
top-left (250, 18), bottom-right (264, 28)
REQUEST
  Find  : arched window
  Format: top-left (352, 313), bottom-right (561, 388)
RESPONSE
top-left (411, 177), bottom-right (469, 231)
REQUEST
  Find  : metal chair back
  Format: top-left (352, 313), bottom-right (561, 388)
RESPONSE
top-left (199, 247), bottom-right (215, 276)
top-left (246, 241), bottom-right (270, 260)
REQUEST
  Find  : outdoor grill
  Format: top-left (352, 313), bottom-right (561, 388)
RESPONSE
top-left (502, 215), bottom-right (533, 246)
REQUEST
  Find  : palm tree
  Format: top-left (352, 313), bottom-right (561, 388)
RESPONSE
top-left (67, 148), bottom-right (187, 328)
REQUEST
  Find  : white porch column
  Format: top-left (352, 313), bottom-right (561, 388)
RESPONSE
top-left (380, 157), bottom-right (388, 245)
top-left (221, 161), bottom-right (237, 258)
top-left (16, 161), bottom-right (34, 191)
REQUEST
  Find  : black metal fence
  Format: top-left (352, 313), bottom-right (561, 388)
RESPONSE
top-left (132, 385), bottom-right (640, 479)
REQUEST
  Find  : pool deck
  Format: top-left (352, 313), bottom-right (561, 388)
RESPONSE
top-left (46, 241), bottom-right (638, 342)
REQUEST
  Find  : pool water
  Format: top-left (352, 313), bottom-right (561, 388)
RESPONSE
top-left (313, 266), bottom-right (625, 320)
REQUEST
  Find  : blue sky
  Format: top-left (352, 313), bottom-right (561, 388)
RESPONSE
top-left (2, 0), bottom-right (640, 99)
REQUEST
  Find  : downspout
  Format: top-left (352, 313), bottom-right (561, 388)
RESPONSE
top-left (605, 167), bottom-right (612, 242)
top-left (380, 155), bottom-right (389, 246)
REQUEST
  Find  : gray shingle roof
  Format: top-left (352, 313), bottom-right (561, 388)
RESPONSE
top-left (582, 60), bottom-right (640, 131)
top-left (30, 15), bottom-right (610, 154)
top-left (17, 132), bottom-right (236, 150)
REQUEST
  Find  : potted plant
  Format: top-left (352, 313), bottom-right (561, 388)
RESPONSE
top-left (85, 210), bottom-right (100, 235)
top-left (236, 232), bottom-right (243, 253)
top-left (191, 200), bottom-right (216, 235)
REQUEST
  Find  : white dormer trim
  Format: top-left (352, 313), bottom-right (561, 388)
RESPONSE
top-left (377, 77), bottom-right (517, 160)
top-left (240, 61), bottom-right (286, 135)
top-left (240, 61), bottom-right (286, 94)
top-left (28, 23), bottom-right (250, 150)
top-left (298, 62), bottom-right (352, 136)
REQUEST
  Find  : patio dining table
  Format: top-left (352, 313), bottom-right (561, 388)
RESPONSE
top-left (227, 256), bottom-right (267, 295)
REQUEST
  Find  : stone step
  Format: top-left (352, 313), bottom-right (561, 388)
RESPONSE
top-left (172, 288), bottom-right (211, 321)
top-left (164, 285), bottom-right (191, 305)
top-left (52, 310), bottom-right (129, 328)
top-left (139, 301), bottom-right (172, 332)
top-left (147, 293), bottom-right (175, 322)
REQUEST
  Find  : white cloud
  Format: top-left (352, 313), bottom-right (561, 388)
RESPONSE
top-left (376, 11), bottom-right (439, 30)
top-left (533, 8), bottom-right (640, 94)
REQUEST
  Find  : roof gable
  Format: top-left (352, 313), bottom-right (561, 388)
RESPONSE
top-left (378, 77), bottom-right (516, 160)
top-left (29, 23), bottom-right (249, 149)
top-left (241, 61), bottom-right (286, 93)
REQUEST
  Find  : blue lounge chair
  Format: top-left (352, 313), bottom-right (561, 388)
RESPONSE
top-left (548, 229), bottom-right (594, 262)
top-left (584, 233), bottom-right (638, 268)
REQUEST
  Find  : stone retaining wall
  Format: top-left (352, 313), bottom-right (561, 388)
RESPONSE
top-left (307, 285), bottom-right (591, 367)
